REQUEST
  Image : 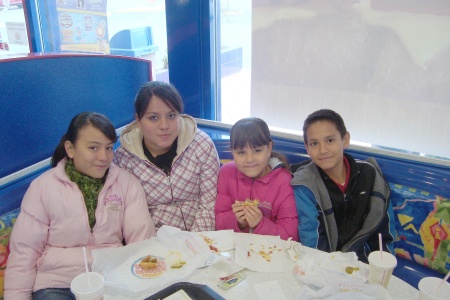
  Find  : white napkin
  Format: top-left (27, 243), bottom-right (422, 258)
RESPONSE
top-left (296, 280), bottom-right (392, 300)
top-left (293, 251), bottom-right (368, 288)
top-left (197, 230), bottom-right (235, 252)
top-left (234, 233), bottom-right (286, 272)
top-left (254, 280), bottom-right (288, 300)
top-left (91, 226), bottom-right (211, 296)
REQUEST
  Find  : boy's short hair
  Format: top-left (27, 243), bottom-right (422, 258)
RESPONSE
top-left (303, 109), bottom-right (347, 143)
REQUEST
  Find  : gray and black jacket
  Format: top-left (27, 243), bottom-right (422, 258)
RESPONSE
top-left (291, 153), bottom-right (395, 263)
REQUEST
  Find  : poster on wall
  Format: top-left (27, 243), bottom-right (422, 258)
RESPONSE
top-left (5, 22), bottom-right (27, 45)
top-left (56, 0), bottom-right (109, 53)
top-left (0, 2), bottom-right (30, 53)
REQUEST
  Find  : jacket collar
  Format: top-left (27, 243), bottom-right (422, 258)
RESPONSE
top-left (236, 157), bottom-right (284, 183)
top-left (119, 114), bottom-right (197, 161)
top-left (54, 158), bottom-right (120, 189)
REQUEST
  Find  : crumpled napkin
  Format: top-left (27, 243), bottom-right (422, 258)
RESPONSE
top-left (234, 233), bottom-right (286, 272)
top-left (207, 255), bottom-right (245, 279)
top-left (293, 251), bottom-right (368, 288)
top-left (296, 280), bottom-right (392, 300)
top-left (197, 229), bottom-right (235, 252)
top-left (91, 225), bottom-right (211, 297)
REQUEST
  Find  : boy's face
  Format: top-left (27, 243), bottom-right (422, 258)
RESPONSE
top-left (305, 120), bottom-right (349, 174)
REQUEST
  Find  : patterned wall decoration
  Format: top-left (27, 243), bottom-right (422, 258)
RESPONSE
top-left (390, 183), bottom-right (450, 274)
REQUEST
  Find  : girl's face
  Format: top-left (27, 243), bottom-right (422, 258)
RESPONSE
top-left (232, 142), bottom-right (273, 179)
top-left (136, 96), bottom-right (180, 157)
top-left (64, 125), bottom-right (114, 178)
top-left (305, 120), bottom-right (349, 175)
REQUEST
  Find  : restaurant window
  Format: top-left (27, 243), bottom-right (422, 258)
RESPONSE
top-left (34, 0), bottom-right (169, 81)
top-left (219, 0), bottom-right (251, 124)
top-left (219, 0), bottom-right (450, 159)
top-left (0, 0), bottom-right (30, 54)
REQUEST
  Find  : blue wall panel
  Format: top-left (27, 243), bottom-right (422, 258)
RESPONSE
top-left (165, 0), bottom-right (217, 119)
top-left (0, 54), bottom-right (152, 178)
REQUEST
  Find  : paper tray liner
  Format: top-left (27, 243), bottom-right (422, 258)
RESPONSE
top-left (144, 282), bottom-right (225, 300)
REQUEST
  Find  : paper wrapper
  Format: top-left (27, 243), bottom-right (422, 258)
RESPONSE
top-left (296, 280), bottom-right (392, 300)
top-left (197, 230), bottom-right (235, 252)
top-left (91, 226), bottom-right (211, 297)
top-left (207, 255), bottom-right (245, 279)
top-left (234, 233), bottom-right (286, 272)
top-left (293, 251), bottom-right (369, 288)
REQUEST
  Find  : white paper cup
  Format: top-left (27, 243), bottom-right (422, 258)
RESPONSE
top-left (70, 272), bottom-right (105, 300)
top-left (367, 251), bottom-right (397, 288)
top-left (419, 277), bottom-right (450, 300)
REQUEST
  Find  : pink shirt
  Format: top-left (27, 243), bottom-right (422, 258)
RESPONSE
top-left (5, 160), bottom-right (156, 299)
top-left (215, 161), bottom-right (299, 241)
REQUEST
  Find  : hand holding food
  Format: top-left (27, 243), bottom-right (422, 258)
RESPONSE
top-left (244, 205), bottom-right (263, 229)
top-left (232, 201), bottom-right (248, 228)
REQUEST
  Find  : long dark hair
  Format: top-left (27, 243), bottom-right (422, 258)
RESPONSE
top-left (230, 117), bottom-right (289, 169)
top-left (134, 81), bottom-right (184, 120)
top-left (51, 112), bottom-right (117, 167)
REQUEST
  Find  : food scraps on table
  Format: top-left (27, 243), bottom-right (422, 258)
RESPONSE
top-left (133, 255), bottom-right (166, 279)
top-left (139, 255), bottom-right (158, 270)
top-left (200, 234), bottom-right (219, 252)
top-left (247, 243), bottom-right (282, 262)
top-left (345, 266), bottom-right (360, 274)
top-left (171, 261), bottom-right (186, 269)
top-left (168, 251), bottom-right (187, 269)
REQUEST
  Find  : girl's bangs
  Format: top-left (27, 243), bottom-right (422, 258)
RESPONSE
top-left (231, 126), bottom-right (270, 149)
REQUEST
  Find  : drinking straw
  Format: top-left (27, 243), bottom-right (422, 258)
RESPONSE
top-left (83, 247), bottom-right (90, 284)
top-left (379, 233), bottom-right (383, 261)
top-left (436, 271), bottom-right (450, 290)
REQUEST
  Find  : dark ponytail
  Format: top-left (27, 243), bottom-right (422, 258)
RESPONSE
top-left (270, 151), bottom-right (289, 169)
top-left (50, 112), bottom-right (117, 167)
top-left (51, 134), bottom-right (70, 167)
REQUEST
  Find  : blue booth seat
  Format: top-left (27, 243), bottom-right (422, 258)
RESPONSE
top-left (394, 256), bottom-right (446, 289)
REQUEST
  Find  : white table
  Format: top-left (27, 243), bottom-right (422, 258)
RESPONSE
top-left (105, 244), bottom-right (419, 300)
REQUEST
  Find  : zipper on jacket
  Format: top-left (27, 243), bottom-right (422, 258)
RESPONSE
top-left (248, 179), bottom-right (256, 233)
top-left (342, 193), bottom-right (349, 243)
top-left (167, 173), bottom-right (188, 231)
top-left (71, 181), bottom-right (95, 237)
top-left (250, 179), bottom-right (255, 200)
top-left (145, 154), bottom-right (188, 230)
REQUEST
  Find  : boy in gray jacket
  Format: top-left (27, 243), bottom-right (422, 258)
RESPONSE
top-left (291, 109), bottom-right (395, 263)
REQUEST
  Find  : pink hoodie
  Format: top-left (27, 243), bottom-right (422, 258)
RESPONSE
top-left (4, 159), bottom-right (156, 299)
top-left (215, 161), bottom-right (299, 241)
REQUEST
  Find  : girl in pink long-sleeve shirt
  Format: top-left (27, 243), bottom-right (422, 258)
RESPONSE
top-left (214, 117), bottom-right (298, 241)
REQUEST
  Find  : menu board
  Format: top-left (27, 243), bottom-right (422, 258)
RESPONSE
top-left (56, 0), bottom-right (109, 53)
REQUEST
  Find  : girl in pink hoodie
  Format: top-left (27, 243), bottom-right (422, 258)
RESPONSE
top-left (214, 117), bottom-right (298, 241)
top-left (5, 112), bottom-right (156, 300)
